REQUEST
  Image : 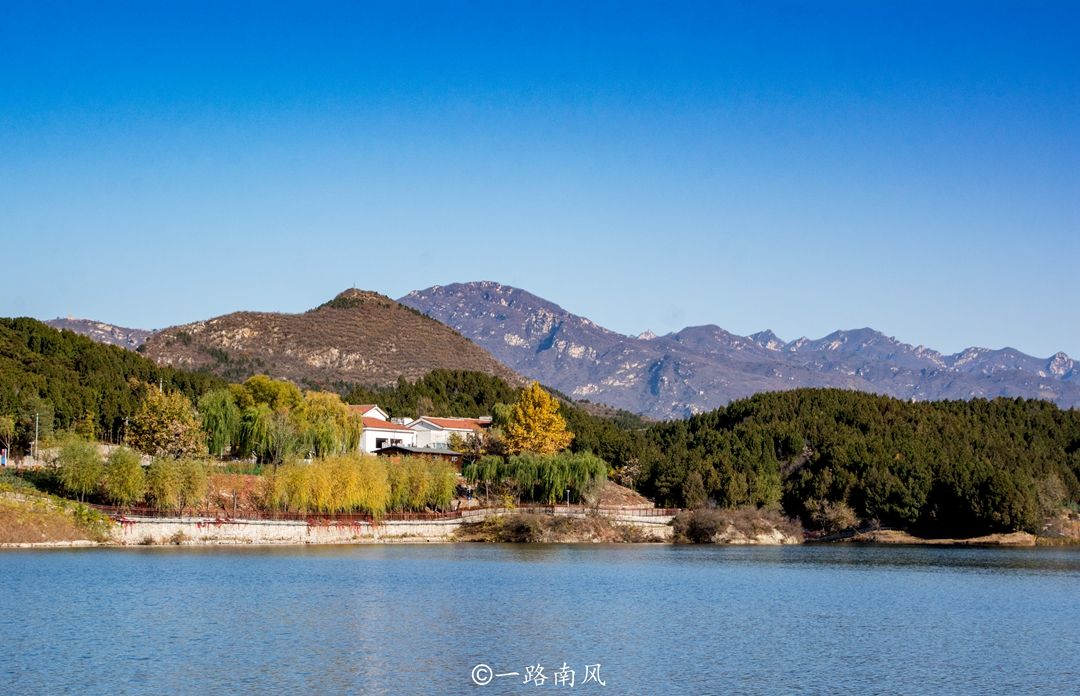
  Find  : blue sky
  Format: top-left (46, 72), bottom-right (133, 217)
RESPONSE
top-left (2, 1), bottom-right (1077, 358)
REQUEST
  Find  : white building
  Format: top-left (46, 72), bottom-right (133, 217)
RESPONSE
top-left (408, 416), bottom-right (491, 449)
top-left (350, 404), bottom-right (417, 453)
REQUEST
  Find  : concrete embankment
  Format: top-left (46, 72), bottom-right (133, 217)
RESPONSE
top-left (111, 508), bottom-right (676, 545)
top-left (113, 516), bottom-right (463, 545)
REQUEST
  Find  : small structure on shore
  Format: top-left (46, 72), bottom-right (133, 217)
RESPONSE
top-left (408, 416), bottom-right (491, 449)
top-left (350, 404), bottom-right (418, 453)
top-left (372, 444), bottom-right (463, 466)
top-left (350, 403), bottom-right (494, 457)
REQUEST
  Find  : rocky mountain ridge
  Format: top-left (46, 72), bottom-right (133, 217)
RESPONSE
top-left (44, 318), bottom-right (153, 349)
top-left (400, 281), bottom-right (1078, 419)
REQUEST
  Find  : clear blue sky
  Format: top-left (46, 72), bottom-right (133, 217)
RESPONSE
top-left (2, 1), bottom-right (1077, 358)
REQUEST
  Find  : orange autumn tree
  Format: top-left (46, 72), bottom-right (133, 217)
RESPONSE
top-left (504, 382), bottom-right (574, 455)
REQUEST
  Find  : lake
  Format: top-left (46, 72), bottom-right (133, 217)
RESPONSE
top-left (2, 544), bottom-right (1079, 694)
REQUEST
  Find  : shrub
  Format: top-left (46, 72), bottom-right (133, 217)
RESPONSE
top-left (673, 507), bottom-right (803, 543)
top-left (809, 499), bottom-right (860, 534)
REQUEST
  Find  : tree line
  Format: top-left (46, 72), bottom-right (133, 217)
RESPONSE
top-left (463, 451), bottom-right (609, 506)
top-left (264, 455), bottom-right (457, 515)
top-left (49, 434), bottom-right (211, 513)
top-left (633, 389), bottom-right (1080, 536)
top-left (45, 434), bottom-right (462, 516)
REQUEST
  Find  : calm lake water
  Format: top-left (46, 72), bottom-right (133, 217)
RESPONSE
top-left (2, 544), bottom-right (1079, 695)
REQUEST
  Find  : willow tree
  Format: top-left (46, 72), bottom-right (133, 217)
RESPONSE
top-left (177, 459), bottom-right (209, 514)
top-left (353, 456), bottom-right (389, 516)
top-left (239, 404), bottom-right (298, 466)
top-left (299, 391), bottom-right (363, 457)
top-left (146, 458), bottom-right (181, 511)
top-left (308, 458), bottom-right (337, 512)
top-left (427, 460), bottom-right (458, 511)
top-left (264, 410), bottom-right (300, 465)
top-left (102, 447), bottom-right (145, 508)
top-left (266, 461), bottom-right (312, 513)
top-left (504, 382), bottom-right (574, 455)
top-left (56, 435), bottom-right (104, 502)
top-left (264, 456), bottom-right (389, 515)
top-left (239, 403), bottom-right (271, 458)
top-left (402, 458), bottom-right (433, 511)
top-left (199, 388), bottom-right (241, 458)
top-left (465, 452), bottom-right (608, 505)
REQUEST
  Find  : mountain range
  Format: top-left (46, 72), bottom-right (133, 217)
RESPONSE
top-left (38, 282), bottom-right (1079, 420)
top-left (399, 281), bottom-right (1079, 419)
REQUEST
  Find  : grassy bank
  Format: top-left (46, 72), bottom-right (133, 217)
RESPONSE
top-left (0, 495), bottom-right (113, 545)
top-left (0, 469), bottom-right (113, 545)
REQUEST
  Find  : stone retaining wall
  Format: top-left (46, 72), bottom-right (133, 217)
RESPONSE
top-left (113, 517), bottom-right (465, 545)
top-left (112, 509), bottom-right (676, 545)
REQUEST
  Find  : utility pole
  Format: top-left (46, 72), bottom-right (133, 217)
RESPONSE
top-left (33, 413), bottom-right (39, 462)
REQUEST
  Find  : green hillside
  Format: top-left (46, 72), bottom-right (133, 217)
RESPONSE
top-left (0, 318), bottom-right (223, 451)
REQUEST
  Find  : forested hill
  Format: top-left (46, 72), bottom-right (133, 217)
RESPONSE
top-left (140, 288), bottom-right (521, 389)
top-left (634, 389), bottom-right (1080, 536)
top-left (0, 318), bottom-right (223, 449)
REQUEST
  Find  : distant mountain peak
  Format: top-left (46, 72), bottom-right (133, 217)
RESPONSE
top-left (750, 330), bottom-right (785, 351)
top-left (638, 330), bottom-right (658, 341)
top-left (1049, 352), bottom-right (1074, 378)
top-left (44, 318), bottom-right (153, 350)
top-left (787, 337), bottom-right (810, 352)
top-left (319, 288), bottom-right (395, 310)
top-left (334, 287), bottom-right (374, 300)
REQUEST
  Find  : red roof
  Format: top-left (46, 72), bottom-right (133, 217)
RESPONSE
top-left (348, 404), bottom-right (378, 414)
top-left (418, 417), bottom-right (489, 432)
top-left (361, 416), bottom-right (412, 432)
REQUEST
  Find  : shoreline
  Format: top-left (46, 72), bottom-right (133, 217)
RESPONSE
top-left (4, 493), bottom-right (1077, 549)
top-left (5, 529), bottom-right (1078, 550)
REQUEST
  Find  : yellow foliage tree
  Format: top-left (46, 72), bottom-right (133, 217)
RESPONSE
top-left (504, 382), bottom-right (574, 455)
top-left (128, 388), bottom-right (206, 459)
